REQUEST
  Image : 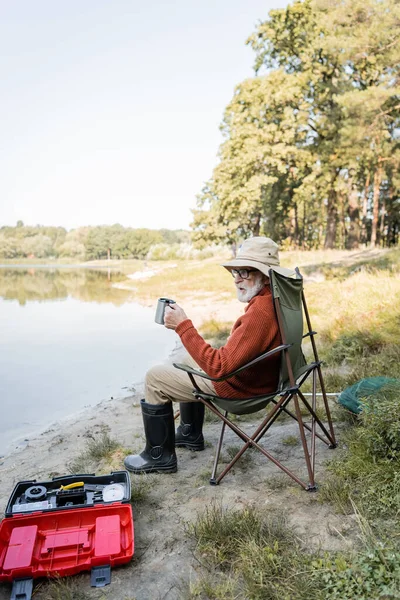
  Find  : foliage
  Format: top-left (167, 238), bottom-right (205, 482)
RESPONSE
top-left (185, 504), bottom-right (400, 600)
top-left (0, 224), bottom-right (67, 258)
top-left (193, 0), bottom-right (400, 250)
top-left (186, 503), bottom-right (319, 599)
top-left (311, 546), bottom-right (400, 599)
top-left (0, 223), bottom-right (191, 261)
top-left (84, 225), bottom-right (163, 260)
top-left (320, 384), bottom-right (400, 518)
top-left (358, 385), bottom-right (400, 461)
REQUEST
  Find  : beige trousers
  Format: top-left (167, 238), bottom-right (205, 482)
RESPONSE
top-left (145, 353), bottom-right (217, 405)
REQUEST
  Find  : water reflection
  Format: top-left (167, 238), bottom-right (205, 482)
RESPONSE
top-left (0, 268), bottom-right (130, 306)
top-left (0, 267), bottom-right (176, 456)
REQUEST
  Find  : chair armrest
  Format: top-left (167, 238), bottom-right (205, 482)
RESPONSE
top-left (173, 343), bottom-right (291, 383)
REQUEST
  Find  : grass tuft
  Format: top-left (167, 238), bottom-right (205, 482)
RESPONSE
top-left (185, 503), bottom-right (319, 599)
top-left (282, 435), bottom-right (299, 446)
top-left (223, 444), bottom-right (254, 469)
top-left (67, 427), bottom-right (120, 473)
top-left (129, 473), bottom-right (156, 503)
top-left (35, 575), bottom-right (93, 600)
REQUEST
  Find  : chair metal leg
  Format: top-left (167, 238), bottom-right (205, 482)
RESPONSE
top-left (270, 401), bottom-right (330, 445)
top-left (293, 391), bottom-right (315, 488)
top-left (310, 369), bottom-right (317, 474)
top-left (317, 364), bottom-right (337, 447)
top-left (296, 390), bottom-right (335, 445)
top-left (208, 408), bottom-right (310, 489)
top-left (210, 411), bottom-right (228, 484)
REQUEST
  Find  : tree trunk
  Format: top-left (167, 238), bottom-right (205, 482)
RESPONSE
top-left (293, 201), bottom-right (299, 247)
top-left (339, 192), bottom-right (347, 249)
top-left (385, 187), bottom-right (394, 247)
top-left (252, 213), bottom-right (261, 236)
top-left (361, 172), bottom-right (370, 245)
top-left (370, 163), bottom-right (382, 248)
top-left (380, 195), bottom-right (386, 245)
top-left (324, 187), bottom-right (338, 249)
top-left (289, 204), bottom-right (299, 247)
top-left (346, 183), bottom-right (360, 249)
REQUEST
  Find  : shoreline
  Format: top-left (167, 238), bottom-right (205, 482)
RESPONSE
top-left (0, 296), bottom-right (239, 464)
top-left (0, 339), bottom-right (191, 512)
top-left (0, 334), bottom-right (191, 462)
top-left (0, 389), bottom-right (135, 460)
top-left (0, 385), bottom-right (145, 513)
top-left (0, 264), bottom-right (241, 515)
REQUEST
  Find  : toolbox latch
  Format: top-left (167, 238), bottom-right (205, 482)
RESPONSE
top-left (10, 578), bottom-right (33, 600)
top-left (90, 565), bottom-right (111, 587)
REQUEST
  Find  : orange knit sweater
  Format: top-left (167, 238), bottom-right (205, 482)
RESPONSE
top-left (175, 285), bottom-right (281, 398)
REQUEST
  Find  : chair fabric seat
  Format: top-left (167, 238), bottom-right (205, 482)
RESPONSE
top-left (190, 390), bottom-right (277, 416)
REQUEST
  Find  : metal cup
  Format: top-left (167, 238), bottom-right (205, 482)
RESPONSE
top-left (155, 298), bottom-right (176, 325)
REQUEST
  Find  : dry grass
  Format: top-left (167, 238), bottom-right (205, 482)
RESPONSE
top-left (67, 427), bottom-right (120, 474)
top-left (184, 502), bottom-right (320, 600)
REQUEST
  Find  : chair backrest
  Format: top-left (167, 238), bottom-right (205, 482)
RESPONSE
top-left (269, 269), bottom-right (307, 389)
top-left (211, 269), bottom-right (308, 416)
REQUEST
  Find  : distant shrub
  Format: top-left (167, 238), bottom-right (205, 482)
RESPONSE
top-left (146, 243), bottom-right (223, 261)
top-left (199, 318), bottom-right (231, 347)
top-left (326, 331), bottom-right (384, 364)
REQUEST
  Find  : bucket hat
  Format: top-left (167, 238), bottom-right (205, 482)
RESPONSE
top-left (221, 237), bottom-right (296, 278)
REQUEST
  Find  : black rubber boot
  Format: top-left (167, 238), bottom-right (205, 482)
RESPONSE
top-left (124, 399), bottom-right (177, 473)
top-left (175, 401), bottom-right (205, 451)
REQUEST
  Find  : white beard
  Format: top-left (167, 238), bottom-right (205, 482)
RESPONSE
top-left (236, 275), bottom-right (266, 303)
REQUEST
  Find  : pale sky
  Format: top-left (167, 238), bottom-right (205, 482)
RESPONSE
top-left (1, 0), bottom-right (288, 231)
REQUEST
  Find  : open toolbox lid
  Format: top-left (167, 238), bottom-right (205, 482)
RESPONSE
top-left (5, 471), bottom-right (131, 517)
top-left (0, 471), bottom-right (134, 594)
top-left (0, 503), bottom-right (134, 583)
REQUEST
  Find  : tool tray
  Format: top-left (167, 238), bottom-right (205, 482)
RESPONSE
top-left (5, 471), bottom-right (131, 516)
top-left (0, 471), bottom-right (134, 598)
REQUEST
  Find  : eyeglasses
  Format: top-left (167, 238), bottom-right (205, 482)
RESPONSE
top-left (231, 269), bottom-right (257, 279)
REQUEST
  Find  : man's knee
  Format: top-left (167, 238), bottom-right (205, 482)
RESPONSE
top-left (145, 364), bottom-right (172, 389)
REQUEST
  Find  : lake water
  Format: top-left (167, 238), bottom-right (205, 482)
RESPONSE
top-left (0, 267), bottom-right (176, 456)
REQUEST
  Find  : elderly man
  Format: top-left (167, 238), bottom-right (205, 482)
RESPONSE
top-left (124, 236), bottom-right (291, 474)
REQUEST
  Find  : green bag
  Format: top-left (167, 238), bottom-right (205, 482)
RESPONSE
top-left (338, 377), bottom-right (400, 414)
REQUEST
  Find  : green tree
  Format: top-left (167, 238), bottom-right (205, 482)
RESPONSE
top-left (193, 0), bottom-right (400, 250)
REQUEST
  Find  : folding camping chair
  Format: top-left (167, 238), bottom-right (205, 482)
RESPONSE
top-left (173, 268), bottom-right (337, 491)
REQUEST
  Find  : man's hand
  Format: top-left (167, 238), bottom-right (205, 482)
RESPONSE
top-left (164, 303), bottom-right (188, 330)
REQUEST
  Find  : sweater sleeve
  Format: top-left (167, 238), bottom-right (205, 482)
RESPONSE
top-left (175, 295), bottom-right (279, 379)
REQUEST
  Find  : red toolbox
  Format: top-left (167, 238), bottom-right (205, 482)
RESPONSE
top-left (0, 471), bottom-right (134, 599)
